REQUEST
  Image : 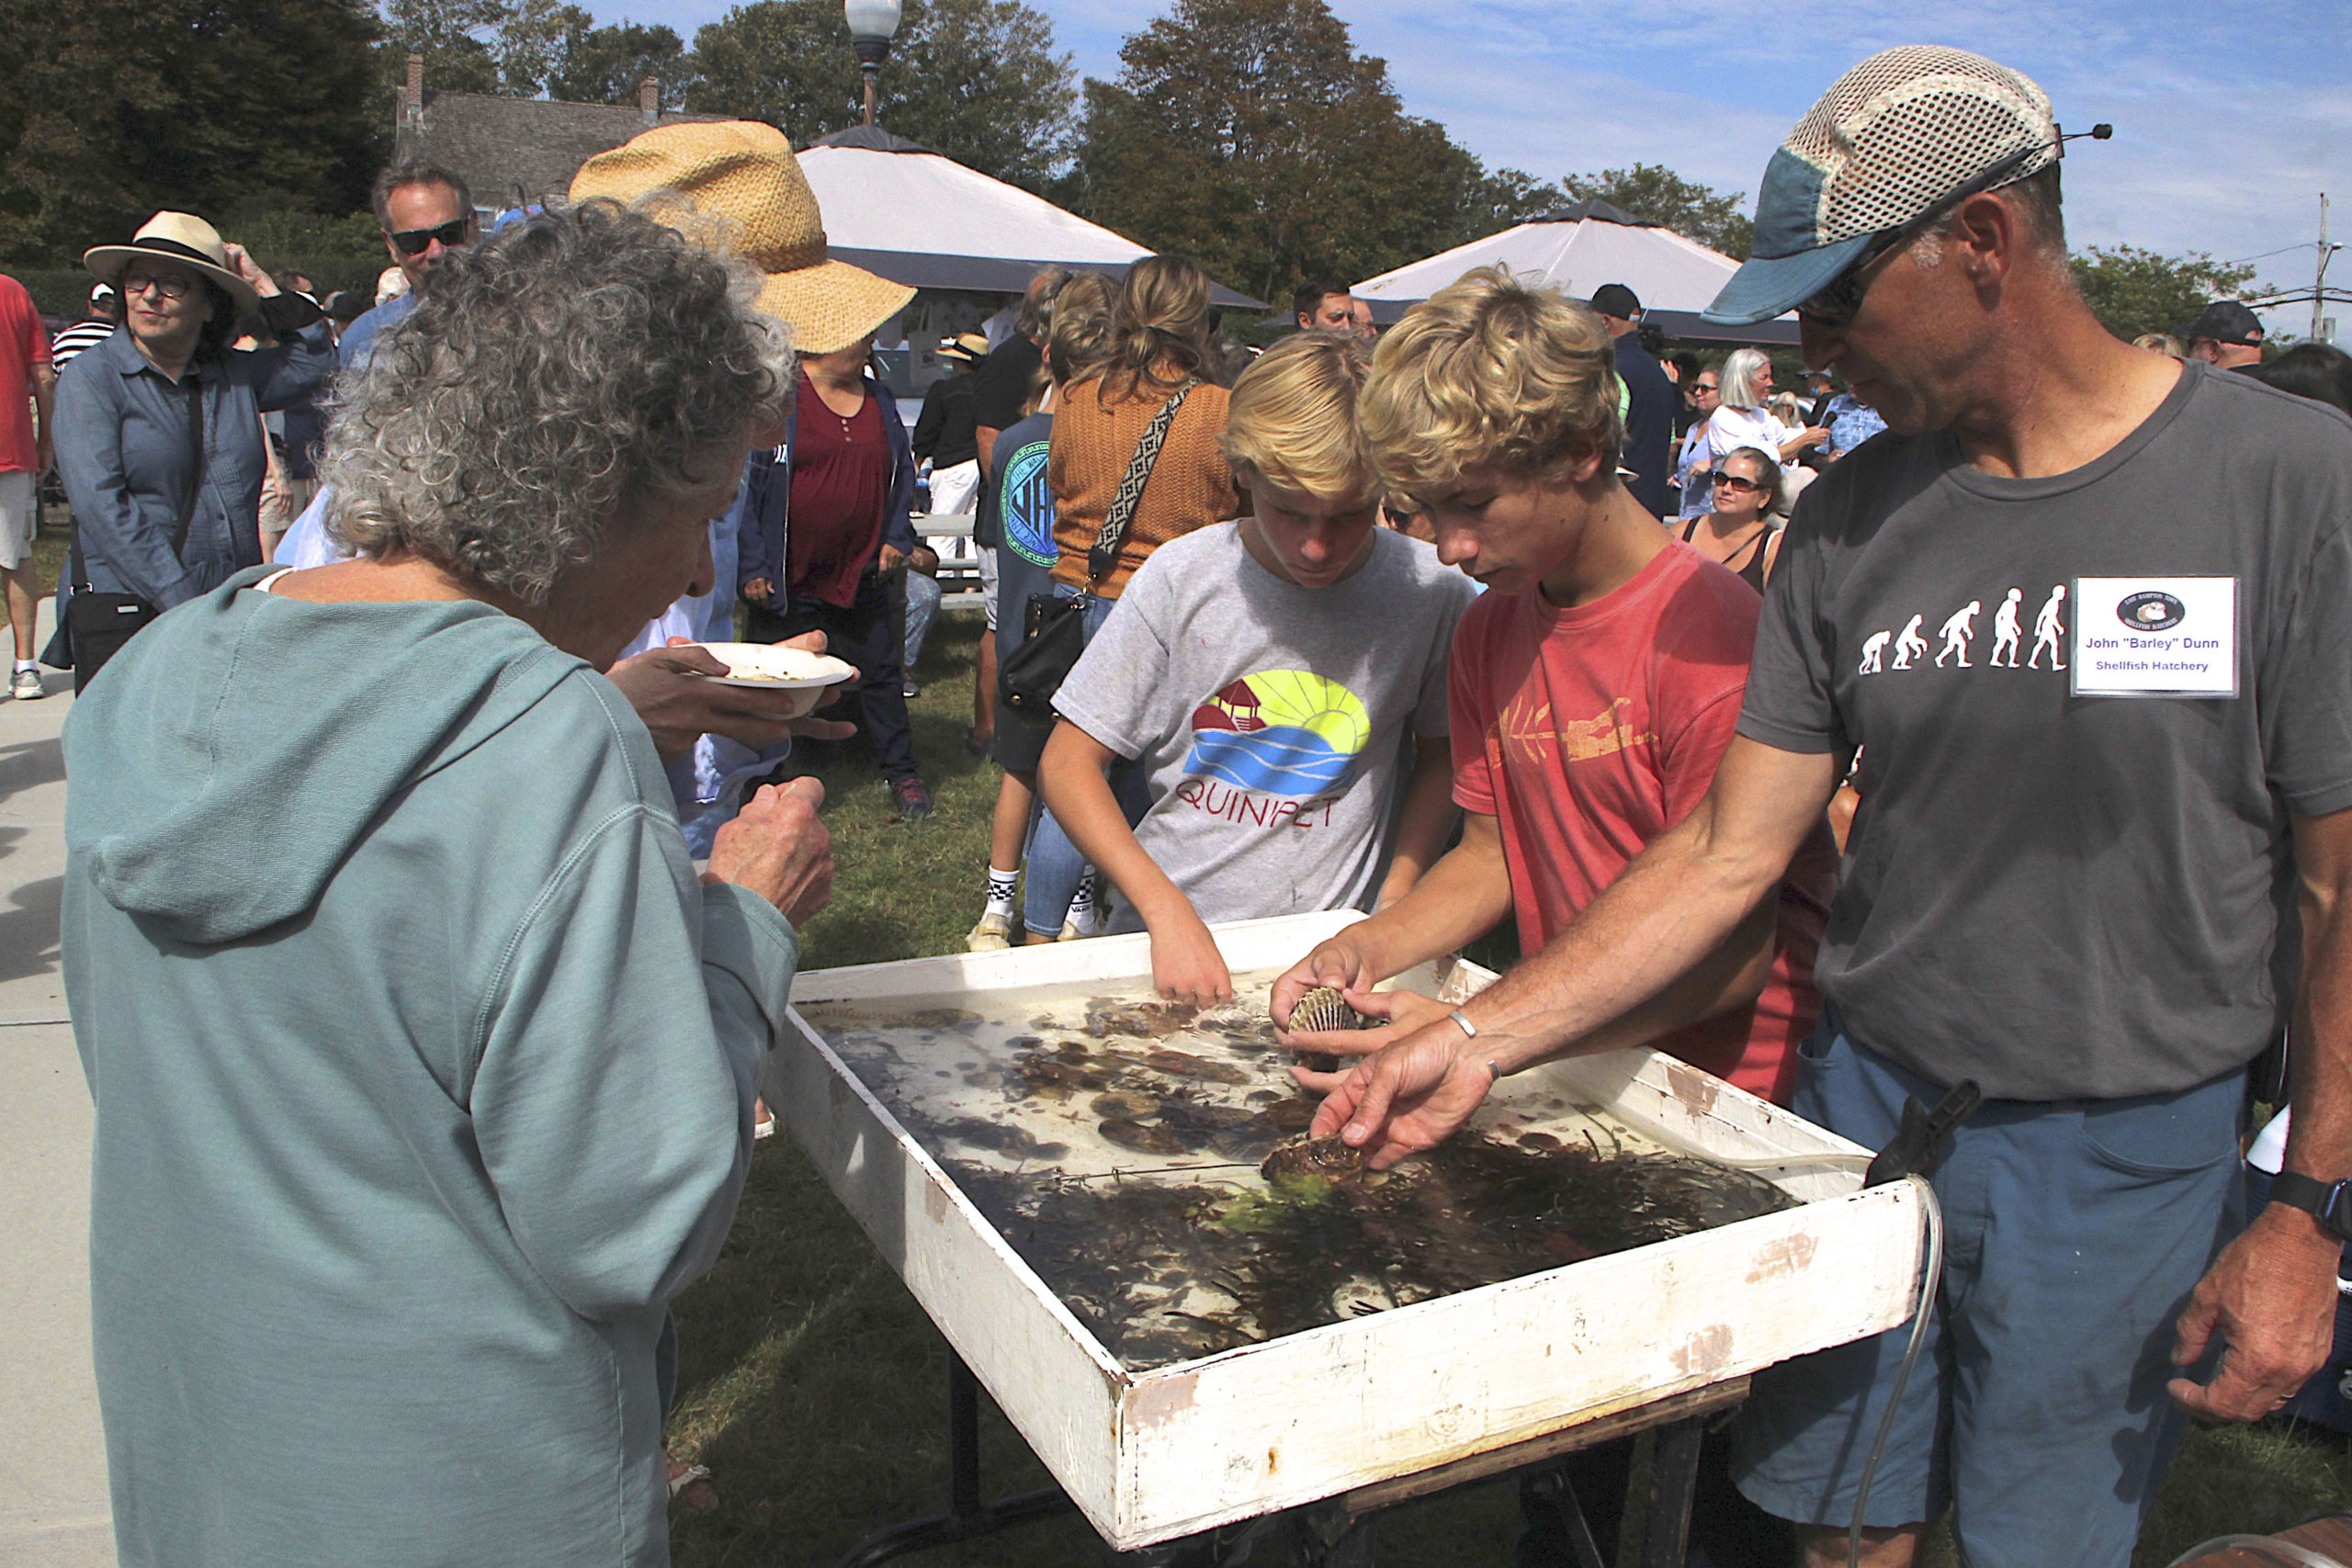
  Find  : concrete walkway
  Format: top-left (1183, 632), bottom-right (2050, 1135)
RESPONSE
top-left (0, 600), bottom-right (115, 1568)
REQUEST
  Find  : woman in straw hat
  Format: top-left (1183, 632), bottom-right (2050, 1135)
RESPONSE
top-left (50, 211), bottom-right (333, 686)
top-left (62, 200), bottom-right (835, 1568)
top-left (569, 119), bottom-right (936, 828)
top-left (573, 121), bottom-right (937, 822)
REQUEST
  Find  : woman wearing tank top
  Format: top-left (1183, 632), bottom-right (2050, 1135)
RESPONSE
top-left (1679, 445), bottom-right (1785, 592)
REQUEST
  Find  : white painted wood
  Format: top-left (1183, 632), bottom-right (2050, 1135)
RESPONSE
top-left (768, 913), bottom-right (1925, 1550)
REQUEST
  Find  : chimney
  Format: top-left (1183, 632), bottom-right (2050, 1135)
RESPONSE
top-left (639, 75), bottom-right (659, 126)
top-left (406, 52), bottom-right (424, 111)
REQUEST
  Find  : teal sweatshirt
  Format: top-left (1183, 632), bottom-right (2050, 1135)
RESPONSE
top-left (62, 566), bottom-right (801, 1568)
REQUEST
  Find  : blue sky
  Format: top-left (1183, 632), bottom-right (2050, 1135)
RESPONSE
top-left (631, 0), bottom-right (2352, 330)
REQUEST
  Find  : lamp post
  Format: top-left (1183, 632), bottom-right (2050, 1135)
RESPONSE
top-left (844, 0), bottom-right (901, 128)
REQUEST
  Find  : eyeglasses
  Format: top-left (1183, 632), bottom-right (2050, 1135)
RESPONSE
top-left (388, 218), bottom-right (469, 256)
top-left (1714, 473), bottom-right (1767, 494)
top-left (120, 270), bottom-right (193, 300)
top-left (1692, 381), bottom-right (1720, 396)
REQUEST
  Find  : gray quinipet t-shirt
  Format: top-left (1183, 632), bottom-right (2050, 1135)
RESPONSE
top-left (1057, 524), bottom-right (1475, 931)
top-left (1740, 360), bottom-right (2352, 1100)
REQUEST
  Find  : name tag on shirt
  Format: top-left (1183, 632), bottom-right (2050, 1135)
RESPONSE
top-left (2070, 576), bottom-right (2238, 698)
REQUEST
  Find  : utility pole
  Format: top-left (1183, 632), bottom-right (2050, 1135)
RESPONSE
top-left (2317, 194), bottom-right (2333, 344)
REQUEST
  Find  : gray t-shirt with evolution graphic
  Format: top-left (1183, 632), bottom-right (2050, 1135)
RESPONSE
top-left (1740, 361), bottom-right (2352, 1100)
top-left (1056, 524), bottom-right (1476, 931)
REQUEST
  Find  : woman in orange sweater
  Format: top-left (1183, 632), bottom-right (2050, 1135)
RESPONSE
top-left (1025, 255), bottom-right (1240, 941)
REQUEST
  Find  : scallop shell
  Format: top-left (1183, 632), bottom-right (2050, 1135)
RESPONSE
top-left (1286, 986), bottom-right (1373, 1033)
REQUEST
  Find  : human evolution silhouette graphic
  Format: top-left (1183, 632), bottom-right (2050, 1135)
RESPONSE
top-left (1860, 584), bottom-right (2068, 675)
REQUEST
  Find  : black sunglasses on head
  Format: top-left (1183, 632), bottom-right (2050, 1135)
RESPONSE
top-left (388, 218), bottom-right (469, 257)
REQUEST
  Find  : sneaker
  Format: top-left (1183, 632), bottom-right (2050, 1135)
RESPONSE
top-left (890, 777), bottom-right (934, 823)
top-left (967, 910), bottom-right (1013, 952)
top-left (10, 668), bottom-right (42, 700)
top-left (902, 681), bottom-right (922, 698)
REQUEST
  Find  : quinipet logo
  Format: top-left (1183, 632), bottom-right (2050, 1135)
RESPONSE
top-left (1184, 671), bottom-right (1368, 797)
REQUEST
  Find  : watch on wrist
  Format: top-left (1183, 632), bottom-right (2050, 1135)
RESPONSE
top-left (2267, 1171), bottom-right (2352, 1243)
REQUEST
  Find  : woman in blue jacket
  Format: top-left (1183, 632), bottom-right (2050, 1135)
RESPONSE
top-left (52, 212), bottom-right (334, 686)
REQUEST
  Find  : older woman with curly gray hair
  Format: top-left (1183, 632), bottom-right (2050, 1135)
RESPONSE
top-left (62, 200), bottom-right (833, 1568)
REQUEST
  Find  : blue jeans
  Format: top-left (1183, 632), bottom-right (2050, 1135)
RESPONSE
top-left (1732, 1010), bottom-right (2245, 1567)
top-left (1023, 587), bottom-right (1147, 936)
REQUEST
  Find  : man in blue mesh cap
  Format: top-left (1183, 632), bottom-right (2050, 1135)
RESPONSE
top-left (1307, 43), bottom-right (2352, 1568)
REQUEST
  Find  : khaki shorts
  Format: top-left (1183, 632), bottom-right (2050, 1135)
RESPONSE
top-left (0, 470), bottom-right (34, 571)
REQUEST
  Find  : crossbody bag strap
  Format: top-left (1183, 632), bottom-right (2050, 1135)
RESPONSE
top-left (1087, 378), bottom-right (1198, 583)
top-left (175, 372), bottom-right (205, 556)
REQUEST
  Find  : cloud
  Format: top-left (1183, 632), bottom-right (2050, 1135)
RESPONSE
top-left (624, 0), bottom-right (2351, 326)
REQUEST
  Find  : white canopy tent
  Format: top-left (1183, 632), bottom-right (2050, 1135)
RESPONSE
top-left (797, 125), bottom-right (1260, 306)
top-left (1351, 199), bottom-right (1795, 344)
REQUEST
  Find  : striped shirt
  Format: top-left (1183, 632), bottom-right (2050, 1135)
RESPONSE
top-left (49, 319), bottom-right (115, 370)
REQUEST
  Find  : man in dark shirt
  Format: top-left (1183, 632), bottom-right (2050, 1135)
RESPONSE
top-left (972, 267), bottom-right (1069, 479)
top-left (1311, 45), bottom-right (2352, 1568)
top-left (739, 333), bottom-right (932, 821)
top-left (1589, 283), bottom-right (1677, 517)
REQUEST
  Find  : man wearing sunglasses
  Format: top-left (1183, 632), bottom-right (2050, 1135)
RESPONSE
top-left (1311, 45), bottom-right (2352, 1568)
top-left (338, 163), bottom-right (478, 371)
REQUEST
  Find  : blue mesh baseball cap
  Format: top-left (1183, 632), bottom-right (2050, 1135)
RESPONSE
top-left (1705, 47), bottom-right (2059, 327)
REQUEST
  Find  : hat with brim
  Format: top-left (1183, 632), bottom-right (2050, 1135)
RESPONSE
top-left (83, 211), bottom-right (258, 315)
top-left (571, 120), bottom-right (914, 356)
top-left (938, 332), bottom-right (988, 364)
top-left (1702, 47), bottom-right (2061, 327)
top-left (2179, 299), bottom-right (2264, 346)
top-left (1703, 225), bottom-right (1872, 328)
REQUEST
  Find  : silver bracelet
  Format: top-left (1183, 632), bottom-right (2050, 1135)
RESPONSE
top-left (1449, 1008), bottom-right (1477, 1039)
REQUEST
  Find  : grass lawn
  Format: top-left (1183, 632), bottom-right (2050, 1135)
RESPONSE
top-left (665, 610), bottom-right (2352, 1567)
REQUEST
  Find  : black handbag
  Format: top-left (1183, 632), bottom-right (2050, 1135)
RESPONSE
top-left (45, 377), bottom-right (201, 687)
top-left (998, 380), bottom-right (1195, 720)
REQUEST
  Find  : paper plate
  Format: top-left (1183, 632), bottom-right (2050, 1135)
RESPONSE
top-left (691, 643), bottom-right (860, 694)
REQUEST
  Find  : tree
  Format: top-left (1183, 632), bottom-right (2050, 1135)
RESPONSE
top-left (1069, 0), bottom-right (1498, 307)
top-left (547, 17), bottom-right (689, 107)
top-left (376, 0), bottom-right (505, 96)
top-left (2071, 245), bottom-right (2261, 345)
top-left (1562, 163), bottom-right (1752, 258)
top-left (0, 0), bottom-right (384, 268)
top-left (686, 0), bottom-right (1075, 191)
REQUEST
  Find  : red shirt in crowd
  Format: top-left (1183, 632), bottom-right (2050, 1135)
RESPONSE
top-left (1449, 540), bottom-right (1837, 1103)
top-left (786, 368), bottom-right (891, 608)
top-left (0, 275), bottom-right (52, 475)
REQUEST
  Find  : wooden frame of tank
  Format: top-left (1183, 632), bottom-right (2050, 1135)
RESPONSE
top-left (765, 910), bottom-right (1925, 1551)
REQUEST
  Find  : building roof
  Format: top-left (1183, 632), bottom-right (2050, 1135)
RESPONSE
top-left (392, 91), bottom-right (728, 212)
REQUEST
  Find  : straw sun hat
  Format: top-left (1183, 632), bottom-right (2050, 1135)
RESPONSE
top-left (571, 120), bottom-right (913, 355)
top-left (83, 212), bottom-right (258, 314)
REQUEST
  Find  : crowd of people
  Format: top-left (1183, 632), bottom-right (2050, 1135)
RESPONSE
top-left (17, 35), bottom-right (2352, 1568)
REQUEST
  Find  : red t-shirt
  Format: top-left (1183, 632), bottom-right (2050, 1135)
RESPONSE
top-left (786, 369), bottom-right (891, 608)
top-left (1449, 541), bottom-right (1836, 1103)
top-left (0, 275), bottom-right (52, 475)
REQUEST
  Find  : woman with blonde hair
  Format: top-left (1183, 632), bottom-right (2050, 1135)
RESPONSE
top-left (1023, 254), bottom-right (1242, 940)
top-left (1046, 254), bottom-right (1238, 605)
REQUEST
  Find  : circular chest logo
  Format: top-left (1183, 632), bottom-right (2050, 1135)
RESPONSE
top-left (2117, 591), bottom-right (2185, 632)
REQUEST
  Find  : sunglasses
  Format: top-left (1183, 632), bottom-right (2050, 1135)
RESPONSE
top-left (388, 218), bottom-right (469, 257)
top-left (1714, 473), bottom-right (1767, 494)
top-left (1798, 146), bottom-right (2046, 328)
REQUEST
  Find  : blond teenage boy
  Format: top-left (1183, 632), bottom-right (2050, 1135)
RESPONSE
top-left (1038, 332), bottom-right (1475, 1003)
top-left (1274, 269), bottom-right (1836, 1107)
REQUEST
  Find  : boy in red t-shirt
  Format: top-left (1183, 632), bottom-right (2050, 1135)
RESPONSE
top-left (1274, 266), bottom-right (1835, 1108)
